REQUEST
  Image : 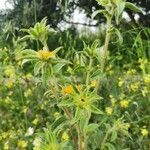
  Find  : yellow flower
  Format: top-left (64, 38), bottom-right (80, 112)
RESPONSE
top-left (1, 132), bottom-right (8, 139)
top-left (130, 83), bottom-right (139, 92)
top-left (17, 140), bottom-right (28, 148)
top-left (24, 89), bottom-right (32, 98)
top-left (90, 80), bottom-right (97, 87)
top-left (105, 107), bottom-right (113, 115)
top-left (4, 142), bottom-right (9, 150)
top-left (4, 66), bottom-right (15, 77)
top-left (32, 118), bottom-right (39, 125)
top-left (62, 85), bottom-right (73, 94)
top-left (5, 80), bottom-right (15, 89)
top-left (54, 112), bottom-right (60, 118)
top-left (118, 81), bottom-right (124, 87)
top-left (144, 75), bottom-right (150, 84)
top-left (120, 100), bottom-right (129, 108)
top-left (33, 138), bottom-right (41, 150)
top-left (141, 128), bottom-right (148, 137)
top-left (62, 132), bottom-right (69, 141)
top-left (37, 50), bottom-right (55, 60)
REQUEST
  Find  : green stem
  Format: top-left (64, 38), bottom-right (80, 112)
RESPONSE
top-left (86, 58), bottom-right (93, 87)
top-left (34, 0), bottom-right (37, 24)
top-left (96, 10), bottom-right (114, 92)
top-left (101, 130), bottom-right (111, 150)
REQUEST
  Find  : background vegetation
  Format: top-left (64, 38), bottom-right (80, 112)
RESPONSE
top-left (0, 0), bottom-right (149, 149)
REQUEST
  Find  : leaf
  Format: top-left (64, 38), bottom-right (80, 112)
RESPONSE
top-left (90, 105), bottom-right (103, 114)
top-left (51, 116), bottom-right (67, 134)
top-left (125, 2), bottom-right (141, 13)
top-left (58, 100), bottom-right (74, 107)
top-left (111, 131), bottom-right (117, 142)
top-left (21, 59), bottom-right (32, 66)
top-left (105, 143), bottom-right (116, 150)
top-left (34, 61), bottom-right (44, 75)
top-left (114, 0), bottom-right (125, 25)
top-left (71, 108), bottom-right (82, 124)
top-left (92, 10), bottom-right (105, 19)
top-left (86, 123), bottom-right (99, 134)
top-left (111, 27), bottom-right (123, 44)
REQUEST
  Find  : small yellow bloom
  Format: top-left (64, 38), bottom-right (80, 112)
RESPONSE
top-left (24, 89), bottom-right (32, 98)
top-left (32, 118), bottom-right (39, 125)
top-left (90, 80), bottom-right (97, 87)
top-left (4, 66), bottom-right (15, 77)
top-left (105, 107), bottom-right (113, 115)
top-left (120, 100), bottom-right (129, 108)
top-left (4, 142), bottom-right (9, 150)
top-left (118, 81), bottom-right (124, 87)
top-left (62, 85), bottom-right (73, 94)
top-left (130, 83), bottom-right (139, 92)
top-left (37, 50), bottom-right (55, 60)
top-left (17, 140), bottom-right (28, 148)
top-left (54, 112), bottom-right (60, 118)
top-left (144, 75), bottom-right (150, 84)
top-left (62, 132), bottom-right (69, 141)
top-left (141, 128), bottom-right (148, 137)
top-left (5, 80), bottom-right (15, 89)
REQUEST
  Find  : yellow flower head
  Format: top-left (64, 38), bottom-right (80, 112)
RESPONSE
top-left (4, 142), bottom-right (9, 150)
top-left (105, 107), bottom-right (113, 115)
top-left (4, 66), bottom-right (15, 77)
top-left (62, 132), bottom-right (69, 141)
top-left (17, 140), bottom-right (28, 148)
top-left (62, 85), bottom-right (73, 95)
top-left (120, 100), bottom-right (129, 108)
top-left (144, 75), bottom-right (150, 84)
top-left (37, 50), bottom-right (55, 60)
top-left (118, 80), bottom-right (124, 87)
top-left (141, 128), bottom-right (148, 137)
top-left (90, 80), bottom-right (97, 87)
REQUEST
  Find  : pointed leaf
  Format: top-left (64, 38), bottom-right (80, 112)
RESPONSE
top-left (125, 2), bottom-right (141, 13)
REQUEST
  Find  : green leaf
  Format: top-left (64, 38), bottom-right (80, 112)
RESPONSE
top-left (92, 10), bottom-right (105, 19)
top-left (71, 108), bottom-right (82, 124)
top-left (90, 105), bottom-right (103, 114)
top-left (111, 131), bottom-right (117, 142)
top-left (111, 27), bottom-right (123, 44)
top-left (105, 143), bottom-right (116, 150)
top-left (58, 100), bottom-right (74, 107)
top-left (34, 61), bottom-right (45, 75)
top-left (86, 123), bottom-right (99, 134)
top-left (125, 2), bottom-right (141, 13)
top-left (113, 0), bottom-right (125, 25)
top-left (51, 116), bottom-right (67, 134)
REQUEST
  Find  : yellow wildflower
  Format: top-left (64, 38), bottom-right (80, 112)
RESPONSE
top-left (32, 118), bottom-right (39, 125)
top-left (24, 89), bottom-right (32, 98)
top-left (4, 142), bottom-right (9, 150)
top-left (141, 128), bottom-right (148, 137)
top-left (17, 140), bottom-right (28, 148)
top-left (120, 100), bottom-right (129, 108)
top-left (37, 50), bottom-right (55, 60)
top-left (130, 83), bottom-right (139, 92)
top-left (5, 80), bottom-right (15, 89)
top-left (118, 80), bottom-right (124, 87)
top-left (33, 138), bottom-right (41, 150)
top-left (54, 112), bottom-right (60, 118)
top-left (4, 66), bottom-right (15, 77)
top-left (105, 107), bottom-right (113, 115)
top-left (62, 132), bottom-right (69, 141)
top-left (90, 80), bottom-right (97, 87)
top-left (62, 85), bottom-right (73, 94)
top-left (144, 75), bottom-right (150, 84)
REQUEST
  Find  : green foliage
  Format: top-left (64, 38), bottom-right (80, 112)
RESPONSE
top-left (0, 1), bottom-right (149, 150)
